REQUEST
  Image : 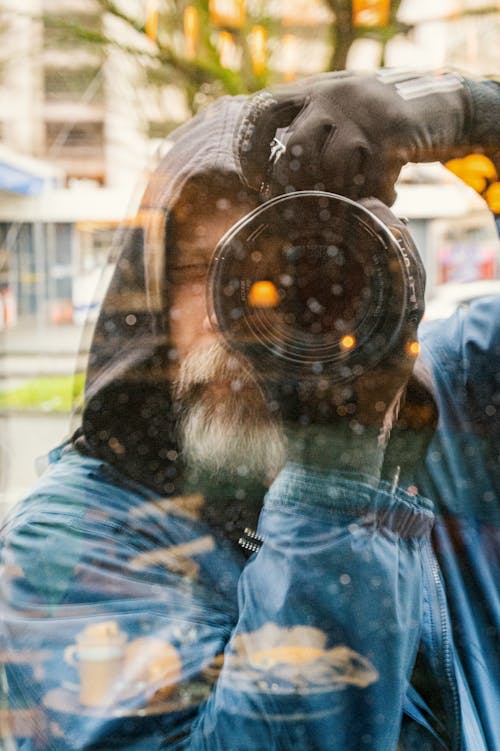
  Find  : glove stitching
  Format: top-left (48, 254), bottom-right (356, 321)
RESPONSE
top-left (235, 92), bottom-right (277, 180)
top-left (236, 95), bottom-right (306, 189)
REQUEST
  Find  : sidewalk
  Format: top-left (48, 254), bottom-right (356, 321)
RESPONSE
top-left (0, 322), bottom-right (88, 377)
top-left (1, 321), bottom-right (85, 354)
top-left (1, 323), bottom-right (84, 518)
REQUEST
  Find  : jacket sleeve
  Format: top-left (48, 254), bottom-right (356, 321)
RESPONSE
top-left (0, 451), bottom-right (243, 751)
top-left (189, 465), bottom-right (434, 751)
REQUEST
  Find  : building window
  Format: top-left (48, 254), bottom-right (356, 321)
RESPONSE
top-left (43, 12), bottom-right (102, 51)
top-left (45, 121), bottom-right (104, 153)
top-left (44, 66), bottom-right (104, 104)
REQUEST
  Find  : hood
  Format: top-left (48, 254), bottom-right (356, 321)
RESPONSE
top-left (72, 90), bottom-right (431, 535)
top-left (73, 95), bottom-right (265, 519)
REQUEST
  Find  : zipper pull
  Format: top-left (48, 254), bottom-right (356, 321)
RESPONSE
top-left (238, 527), bottom-right (264, 553)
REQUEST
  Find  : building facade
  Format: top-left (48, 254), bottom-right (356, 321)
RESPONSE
top-left (0, 0), bottom-right (499, 328)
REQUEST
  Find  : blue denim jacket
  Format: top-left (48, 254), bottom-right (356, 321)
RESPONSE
top-left (1, 299), bottom-right (499, 751)
top-left (1, 451), bottom-right (435, 751)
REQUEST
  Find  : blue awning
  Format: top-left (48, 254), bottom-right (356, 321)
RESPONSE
top-left (0, 161), bottom-right (48, 195)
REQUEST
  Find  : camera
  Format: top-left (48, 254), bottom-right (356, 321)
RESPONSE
top-left (208, 191), bottom-right (424, 384)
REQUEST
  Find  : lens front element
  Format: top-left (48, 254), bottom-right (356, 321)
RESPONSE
top-left (209, 192), bottom-right (418, 384)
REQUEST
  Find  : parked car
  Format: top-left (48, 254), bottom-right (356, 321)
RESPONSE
top-left (424, 280), bottom-right (500, 320)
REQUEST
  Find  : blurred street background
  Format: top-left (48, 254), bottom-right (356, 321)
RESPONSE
top-left (1, 0), bottom-right (500, 517)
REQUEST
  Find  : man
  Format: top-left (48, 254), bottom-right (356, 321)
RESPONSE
top-left (0, 70), bottom-right (498, 750)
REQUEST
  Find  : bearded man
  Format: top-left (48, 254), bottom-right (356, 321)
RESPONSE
top-left (1, 70), bottom-right (499, 751)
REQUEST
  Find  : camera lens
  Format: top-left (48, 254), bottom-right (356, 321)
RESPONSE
top-left (208, 192), bottom-right (418, 383)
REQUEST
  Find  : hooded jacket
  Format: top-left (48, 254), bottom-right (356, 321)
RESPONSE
top-left (0, 76), bottom-right (499, 751)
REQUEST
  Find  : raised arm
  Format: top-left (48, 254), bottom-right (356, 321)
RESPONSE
top-left (237, 70), bottom-right (500, 204)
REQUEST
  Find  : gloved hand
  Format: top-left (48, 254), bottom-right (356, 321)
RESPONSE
top-left (282, 196), bottom-right (425, 479)
top-left (237, 70), bottom-right (500, 205)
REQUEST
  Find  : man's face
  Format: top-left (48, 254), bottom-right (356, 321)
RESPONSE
top-left (167, 190), bottom-right (421, 477)
top-left (168, 195), bottom-right (252, 368)
top-left (169, 193), bottom-right (286, 480)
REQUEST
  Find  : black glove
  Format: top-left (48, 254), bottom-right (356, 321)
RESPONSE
top-left (237, 70), bottom-right (500, 205)
top-left (282, 193), bottom-right (425, 481)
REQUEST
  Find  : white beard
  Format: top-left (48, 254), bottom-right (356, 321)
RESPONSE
top-left (173, 343), bottom-right (286, 481)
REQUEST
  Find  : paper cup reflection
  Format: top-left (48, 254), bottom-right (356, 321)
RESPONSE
top-left (64, 621), bottom-right (127, 707)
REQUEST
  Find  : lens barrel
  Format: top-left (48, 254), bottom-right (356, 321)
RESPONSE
top-left (208, 192), bottom-right (423, 384)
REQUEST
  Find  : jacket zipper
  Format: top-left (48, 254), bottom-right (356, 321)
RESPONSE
top-left (426, 540), bottom-right (462, 749)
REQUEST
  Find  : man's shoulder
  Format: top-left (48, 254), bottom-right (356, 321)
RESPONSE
top-left (420, 295), bottom-right (500, 385)
top-left (1, 448), bottom-right (154, 542)
top-left (0, 447), bottom-right (221, 607)
top-left (417, 296), bottom-right (500, 519)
